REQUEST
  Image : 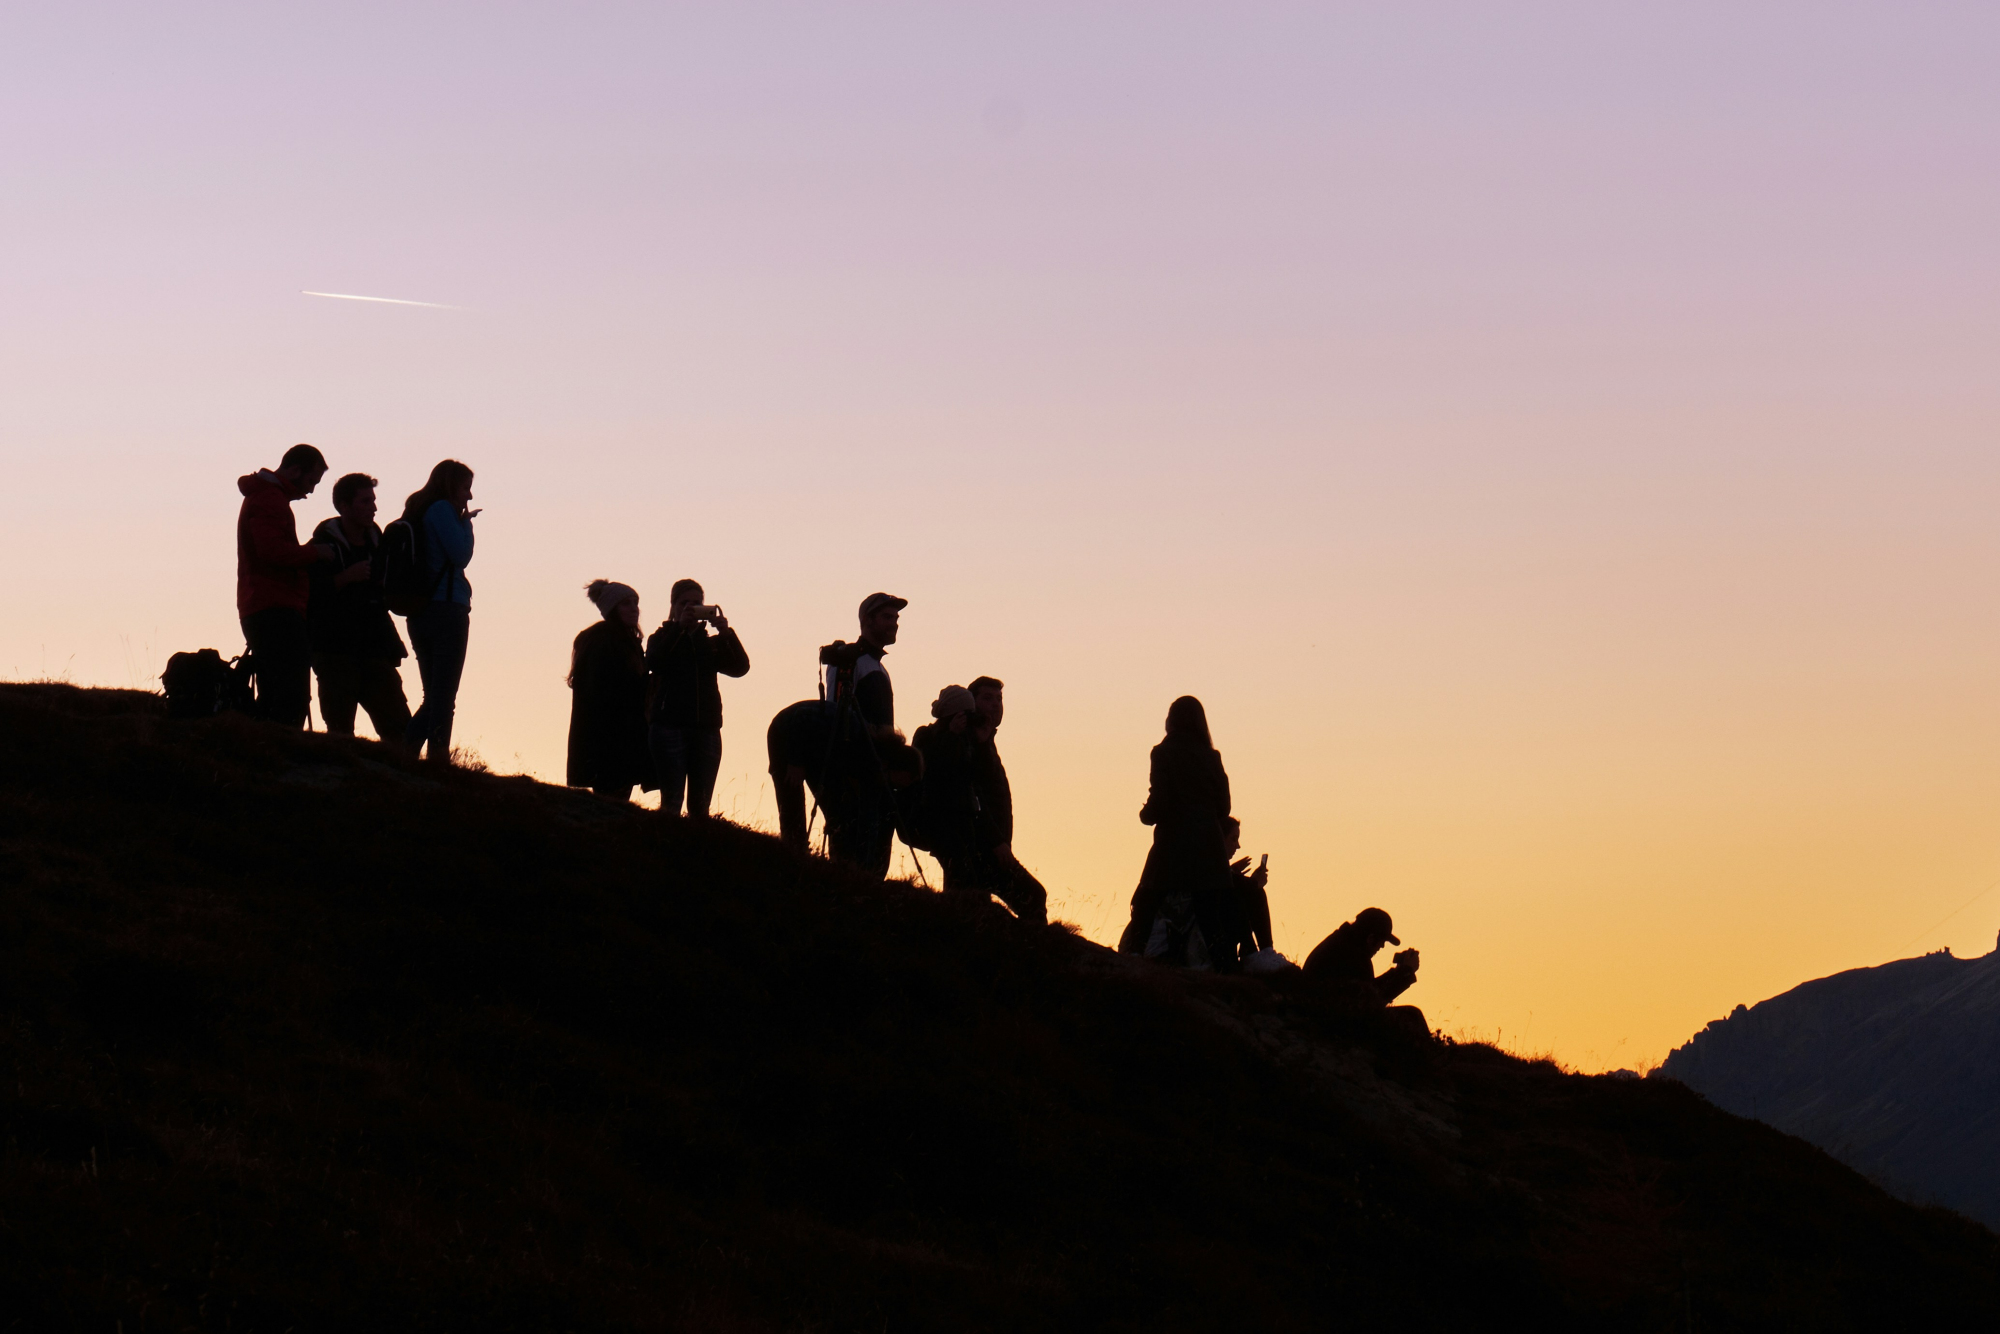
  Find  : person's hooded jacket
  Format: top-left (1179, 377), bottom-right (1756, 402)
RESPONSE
top-left (236, 471), bottom-right (320, 615)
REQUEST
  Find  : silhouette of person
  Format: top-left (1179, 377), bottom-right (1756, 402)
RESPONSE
top-left (824, 592), bottom-right (913, 878)
top-left (1118, 695), bottom-right (1232, 954)
top-left (1198, 816), bottom-right (1272, 972)
top-left (955, 675), bottom-right (1048, 925)
top-left (400, 460), bottom-right (476, 762)
top-left (1303, 907), bottom-right (1419, 1004)
top-left (567, 580), bottom-right (655, 802)
top-left (911, 684), bottom-right (986, 885)
top-left (307, 472), bottom-right (410, 743)
top-left (645, 579), bottom-right (750, 818)
top-left (236, 443), bottom-right (337, 728)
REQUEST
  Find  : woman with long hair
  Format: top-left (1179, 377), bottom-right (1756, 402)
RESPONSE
top-left (1118, 695), bottom-right (1233, 958)
top-left (567, 579), bottom-right (655, 801)
top-left (401, 459), bottom-right (476, 761)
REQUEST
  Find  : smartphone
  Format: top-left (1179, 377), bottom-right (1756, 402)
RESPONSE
top-left (698, 605), bottom-right (723, 620)
top-left (1257, 854), bottom-right (1268, 873)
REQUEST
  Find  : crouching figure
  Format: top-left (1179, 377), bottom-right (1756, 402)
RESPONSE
top-left (1302, 907), bottom-right (1429, 1042)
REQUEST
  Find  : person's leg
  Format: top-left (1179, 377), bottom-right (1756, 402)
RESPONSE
top-left (997, 856), bottom-right (1049, 926)
top-left (312, 652), bottom-right (361, 736)
top-left (684, 727), bottom-right (723, 818)
top-left (827, 801), bottom-right (892, 879)
top-left (355, 657), bottom-right (412, 746)
top-left (405, 604), bottom-right (468, 760)
top-left (241, 609), bottom-right (311, 728)
top-left (426, 606), bottom-right (469, 758)
top-left (773, 765), bottom-right (809, 852)
top-left (649, 726), bottom-right (690, 815)
top-left (594, 783), bottom-right (633, 802)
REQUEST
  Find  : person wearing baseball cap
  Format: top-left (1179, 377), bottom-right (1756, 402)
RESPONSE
top-left (1302, 906), bottom-right (1420, 1005)
top-left (817, 592), bottom-right (909, 876)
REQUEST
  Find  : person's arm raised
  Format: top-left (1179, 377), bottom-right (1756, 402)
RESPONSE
top-left (714, 627), bottom-right (750, 678)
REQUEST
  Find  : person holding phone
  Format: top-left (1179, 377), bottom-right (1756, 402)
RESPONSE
top-left (400, 459), bottom-right (476, 762)
top-left (644, 578), bottom-right (750, 817)
top-left (1195, 816), bottom-right (1273, 972)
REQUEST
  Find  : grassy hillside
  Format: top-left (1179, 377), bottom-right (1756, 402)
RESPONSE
top-left (2, 683), bottom-right (1995, 1332)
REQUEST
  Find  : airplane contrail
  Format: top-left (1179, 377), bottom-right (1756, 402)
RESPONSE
top-left (302, 290), bottom-right (458, 309)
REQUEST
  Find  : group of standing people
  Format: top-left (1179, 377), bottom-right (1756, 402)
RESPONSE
top-left (232, 444), bottom-right (1421, 1009)
top-left (564, 577), bottom-right (750, 816)
top-left (234, 443), bottom-right (476, 761)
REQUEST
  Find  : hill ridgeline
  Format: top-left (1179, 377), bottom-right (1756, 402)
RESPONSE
top-left (1659, 941), bottom-right (2000, 1228)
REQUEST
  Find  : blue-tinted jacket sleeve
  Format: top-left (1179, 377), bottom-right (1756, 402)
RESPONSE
top-left (424, 501), bottom-right (475, 605)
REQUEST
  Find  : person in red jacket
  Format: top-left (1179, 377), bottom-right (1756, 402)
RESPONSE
top-left (237, 443), bottom-right (335, 727)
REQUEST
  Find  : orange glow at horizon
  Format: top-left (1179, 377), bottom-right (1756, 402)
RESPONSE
top-left (8, 4), bottom-right (2000, 1071)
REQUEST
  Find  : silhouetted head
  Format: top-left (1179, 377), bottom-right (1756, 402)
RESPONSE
top-left (275, 443), bottom-right (328, 497)
top-left (669, 579), bottom-right (705, 624)
top-left (585, 579), bottom-right (640, 630)
top-left (1351, 907), bottom-right (1399, 954)
top-left (970, 675), bottom-right (1004, 730)
top-left (1222, 815), bottom-right (1241, 858)
top-left (931, 684), bottom-right (977, 732)
top-left (858, 592), bottom-right (906, 648)
top-left (332, 473), bottom-right (378, 525)
top-left (403, 459), bottom-right (474, 523)
top-left (1163, 695), bottom-right (1212, 749)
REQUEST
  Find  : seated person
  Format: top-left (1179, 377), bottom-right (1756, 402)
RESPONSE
top-left (1303, 907), bottom-right (1419, 1005)
top-left (1196, 817), bottom-right (1273, 972)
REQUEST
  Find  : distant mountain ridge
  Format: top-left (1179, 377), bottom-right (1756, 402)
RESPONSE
top-left (1659, 941), bottom-right (2000, 1227)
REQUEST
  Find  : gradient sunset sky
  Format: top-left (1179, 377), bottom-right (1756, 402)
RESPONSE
top-left (7, 3), bottom-right (2000, 1070)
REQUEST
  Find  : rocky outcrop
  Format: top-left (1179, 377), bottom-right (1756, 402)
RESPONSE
top-left (1659, 942), bottom-right (2000, 1226)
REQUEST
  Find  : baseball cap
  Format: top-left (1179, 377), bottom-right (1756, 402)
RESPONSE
top-left (859, 592), bottom-right (908, 620)
top-left (1354, 907), bottom-right (1400, 945)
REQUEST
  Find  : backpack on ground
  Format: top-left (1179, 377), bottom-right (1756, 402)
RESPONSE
top-left (161, 648), bottom-right (255, 719)
top-left (379, 516), bottom-right (439, 617)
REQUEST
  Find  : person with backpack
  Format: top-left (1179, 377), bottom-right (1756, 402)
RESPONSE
top-left (397, 460), bottom-right (476, 762)
top-left (307, 472), bottom-right (410, 742)
top-left (644, 579), bottom-right (750, 817)
top-left (567, 580), bottom-right (655, 801)
top-left (236, 443), bottom-right (337, 728)
top-left (820, 592), bottom-right (916, 878)
top-left (1118, 695), bottom-right (1233, 955)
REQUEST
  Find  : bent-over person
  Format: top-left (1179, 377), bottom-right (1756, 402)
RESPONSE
top-left (1303, 908), bottom-right (1429, 1042)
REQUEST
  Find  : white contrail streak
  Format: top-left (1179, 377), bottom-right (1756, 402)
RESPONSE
top-left (302, 290), bottom-right (458, 309)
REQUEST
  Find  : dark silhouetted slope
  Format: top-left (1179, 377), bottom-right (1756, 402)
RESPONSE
top-left (2, 683), bottom-right (1997, 1331)
top-left (1659, 945), bottom-right (2000, 1227)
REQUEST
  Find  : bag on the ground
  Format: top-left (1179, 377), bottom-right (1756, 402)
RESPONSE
top-left (379, 517), bottom-right (435, 617)
top-left (161, 648), bottom-right (255, 719)
top-left (1243, 948), bottom-right (1294, 976)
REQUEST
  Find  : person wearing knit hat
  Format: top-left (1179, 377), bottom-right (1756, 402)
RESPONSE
top-left (566, 579), bottom-right (654, 801)
top-left (930, 684), bottom-right (977, 720)
top-left (587, 580), bottom-right (638, 619)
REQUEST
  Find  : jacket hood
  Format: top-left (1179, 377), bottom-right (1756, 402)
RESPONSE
top-left (239, 469), bottom-right (299, 501)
